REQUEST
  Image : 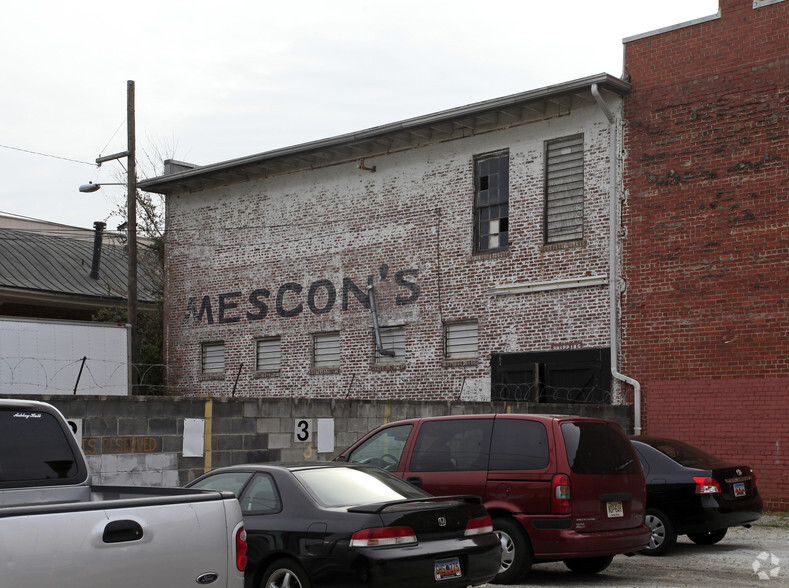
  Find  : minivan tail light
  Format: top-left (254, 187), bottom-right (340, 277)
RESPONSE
top-left (552, 474), bottom-right (572, 514)
top-left (235, 526), bottom-right (248, 571)
top-left (465, 515), bottom-right (493, 536)
top-left (693, 477), bottom-right (721, 494)
top-left (350, 526), bottom-right (417, 547)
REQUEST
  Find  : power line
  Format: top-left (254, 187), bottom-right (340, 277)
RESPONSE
top-left (0, 143), bottom-right (96, 166)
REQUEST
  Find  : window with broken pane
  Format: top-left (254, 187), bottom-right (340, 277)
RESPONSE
top-left (474, 151), bottom-right (509, 253)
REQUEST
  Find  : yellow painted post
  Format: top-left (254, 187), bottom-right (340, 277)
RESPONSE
top-left (204, 399), bottom-right (213, 473)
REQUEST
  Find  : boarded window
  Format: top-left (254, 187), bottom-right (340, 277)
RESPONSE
top-left (490, 348), bottom-right (611, 404)
top-left (256, 337), bottom-right (281, 372)
top-left (445, 321), bottom-right (478, 359)
top-left (313, 332), bottom-right (340, 369)
top-left (202, 342), bottom-right (225, 374)
top-left (474, 151), bottom-right (509, 252)
top-left (375, 326), bottom-right (405, 364)
top-left (545, 135), bottom-right (584, 243)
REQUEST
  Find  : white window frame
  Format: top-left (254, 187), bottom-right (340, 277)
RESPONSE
top-left (313, 332), bottom-right (340, 369)
top-left (376, 326), bottom-right (406, 365)
top-left (255, 337), bottom-right (281, 372)
top-left (445, 321), bottom-right (479, 359)
top-left (201, 341), bottom-right (225, 375)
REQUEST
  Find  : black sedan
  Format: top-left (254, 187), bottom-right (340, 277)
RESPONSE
top-left (186, 462), bottom-right (501, 588)
top-left (630, 437), bottom-right (762, 556)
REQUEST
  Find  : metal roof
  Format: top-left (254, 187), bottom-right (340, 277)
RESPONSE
top-left (0, 228), bottom-right (158, 310)
top-left (139, 73), bottom-right (630, 196)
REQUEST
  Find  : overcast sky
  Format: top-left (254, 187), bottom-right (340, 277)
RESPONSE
top-left (1, 0), bottom-right (719, 230)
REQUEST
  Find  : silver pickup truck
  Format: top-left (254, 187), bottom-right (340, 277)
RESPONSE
top-left (0, 398), bottom-right (246, 588)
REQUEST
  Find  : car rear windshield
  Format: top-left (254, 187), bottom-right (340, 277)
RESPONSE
top-left (0, 408), bottom-right (81, 485)
top-left (561, 421), bottom-right (641, 475)
top-left (642, 439), bottom-right (719, 467)
top-left (294, 467), bottom-right (427, 507)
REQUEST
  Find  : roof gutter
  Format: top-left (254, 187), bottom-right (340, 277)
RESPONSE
top-left (592, 83), bottom-right (642, 435)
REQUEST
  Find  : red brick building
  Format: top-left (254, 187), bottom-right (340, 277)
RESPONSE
top-left (622, 0), bottom-right (788, 508)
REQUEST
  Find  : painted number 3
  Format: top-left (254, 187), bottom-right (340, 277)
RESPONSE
top-left (295, 419), bottom-right (311, 442)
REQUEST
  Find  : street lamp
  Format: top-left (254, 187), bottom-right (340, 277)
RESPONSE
top-left (80, 80), bottom-right (138, 394)
top-left (78, 182), bottom-right (125, 193)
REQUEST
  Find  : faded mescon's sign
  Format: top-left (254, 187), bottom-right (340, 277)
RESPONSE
top-left (183, 266), bottom-right (420, 325)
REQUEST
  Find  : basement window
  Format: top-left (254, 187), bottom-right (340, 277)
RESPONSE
top-left (375, 326), bottom-right (406, 365)
top-left (201, 342), bottom-right (225, 375)
top-left (255, 337), bottom-right (281, 372)
top-left (474, 151), bottom-right (509, 253)
top-left (313, 332), bottom-right (340, 369)
top-left (545, 135), bottom-right (584, 244)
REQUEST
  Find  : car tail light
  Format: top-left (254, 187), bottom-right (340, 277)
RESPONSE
top-left (235, 526), bottom-right (248, 571)
top-left (693, 477), bottom-right (721, 494)
top-left (350, 526), bottom-right (417, 547)
top-left (464, 515), bottom-right (493, 536)
top-left (552, 474), bottom-right (572, 514)
top-left (752, 471), bottom-right (758, 488)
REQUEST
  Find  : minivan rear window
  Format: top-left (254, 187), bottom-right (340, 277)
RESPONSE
top-left (561, 422), bottom-right (641, 475)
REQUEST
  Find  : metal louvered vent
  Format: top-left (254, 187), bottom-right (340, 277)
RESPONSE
top-left (313, 332), bottom-right (340, 368)
top-left (256, 337), bottom-right (281, 372)
top-left (445, 322), bottom-right (479, 359)
top-left (545, 135), bottom-right (584, 243)
top-left (375, 326), bottom-right (405, 364)
top-left (201, 342), bottom-right (225, 374)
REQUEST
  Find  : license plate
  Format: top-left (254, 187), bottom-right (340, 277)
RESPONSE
top-left (435, 557), bottom-right (462, 581)
top-left (734, 482), bottom-right (746, 497)
top-left (606, 501), bottom-right (624, 518)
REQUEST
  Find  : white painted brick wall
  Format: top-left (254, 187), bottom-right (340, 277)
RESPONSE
top-left (165, 100), bottom-right (618, 400)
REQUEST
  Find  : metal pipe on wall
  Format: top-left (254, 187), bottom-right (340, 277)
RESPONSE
top-left (592, 83), bottom-right (642, 435)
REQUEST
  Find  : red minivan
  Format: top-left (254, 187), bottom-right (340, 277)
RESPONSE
top-left (335, 414), bottom-right (649, 584)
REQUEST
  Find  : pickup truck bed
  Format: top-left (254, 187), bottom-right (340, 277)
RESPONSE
top-left (0, 398), bottom-right (246, 588)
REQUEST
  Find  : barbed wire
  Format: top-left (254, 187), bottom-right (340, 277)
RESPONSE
top-left (491, 383), bottom-right (611, 404)
top-left (0, 356), bottom-right (166, 395)
top-left (2, 355), bottom-right (612, 403)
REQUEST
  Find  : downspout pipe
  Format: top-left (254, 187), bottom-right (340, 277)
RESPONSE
top-left (592, 83), bottom-right (642, 435)
top-left (367, 285), bottom-right (395, 357)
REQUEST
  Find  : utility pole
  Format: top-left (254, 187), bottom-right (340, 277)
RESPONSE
top-left (127, 80), bottom-right (138, 393)
top-left (81, 80), bottom-right (139, 394)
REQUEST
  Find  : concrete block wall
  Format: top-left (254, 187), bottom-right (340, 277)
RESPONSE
top-left (34, 395), bottom-right (632, 487)
top-left (622, 0), bottom-right (789, 509)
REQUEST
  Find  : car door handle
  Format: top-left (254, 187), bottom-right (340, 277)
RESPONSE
top-left (103, 519), bottom-right (144, 543)
top-left (406, 476), bottom-right (423, 487)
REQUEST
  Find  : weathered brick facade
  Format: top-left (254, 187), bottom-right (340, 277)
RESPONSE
top-left (622, 0), bottom-right (789, 508)
top-left (144, 77), bottom-right (629, 408)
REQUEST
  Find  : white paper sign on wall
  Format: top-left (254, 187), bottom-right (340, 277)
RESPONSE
top-left (183, 418), bottom-right (205, 457)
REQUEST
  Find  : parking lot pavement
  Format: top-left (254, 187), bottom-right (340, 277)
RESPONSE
top-left (481, 517), bottom-right (788, 587)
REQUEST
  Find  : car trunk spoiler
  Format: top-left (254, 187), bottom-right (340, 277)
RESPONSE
top-left (346, 495), bottom-right (482, 514)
